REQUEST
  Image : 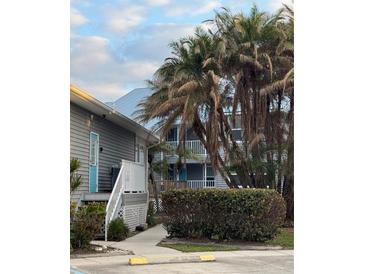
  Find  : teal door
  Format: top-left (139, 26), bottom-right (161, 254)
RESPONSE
top-left (89, 132), bottom-right (99, 193)
top-left (179, 167), bottom-right (187, 181)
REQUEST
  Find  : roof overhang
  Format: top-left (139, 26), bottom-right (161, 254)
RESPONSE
top-left (70, 85), bottom-right (158, 144)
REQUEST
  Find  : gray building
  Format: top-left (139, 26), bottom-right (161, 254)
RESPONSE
top-left (70, 85), bottom-right (158, 234)
top-left (109, 88), bottom-right (229, 189)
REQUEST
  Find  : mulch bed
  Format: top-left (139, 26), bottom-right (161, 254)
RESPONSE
top-left (70, 244), bottom-right (133, 258)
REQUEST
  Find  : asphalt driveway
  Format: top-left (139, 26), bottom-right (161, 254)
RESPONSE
top-left (71, 249), bottom-right (293, 274)
top-left (73, 224), bottom-right (293, 273)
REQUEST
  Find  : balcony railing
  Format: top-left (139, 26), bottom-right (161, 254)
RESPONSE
top-left (165, 140), bottom-right (206, 155)
top-left (187, 180), bottom-right (215, 189)
top-left (148, 180), bottom-right (186, 198)
top-left (149, 179), bottom-right (215, 198)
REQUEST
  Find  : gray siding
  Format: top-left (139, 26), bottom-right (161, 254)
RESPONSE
top-left (122, 193), bottom-right (148, 206)
top-left (70, 103), bottom-right (136, 202)
top-left (70, 103), bottom-right (90, 202)
top-left (91, 110), bottom-right (135, 191)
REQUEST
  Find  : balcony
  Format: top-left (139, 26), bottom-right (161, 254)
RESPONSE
top-left (149, 179), bottom-right (216, 198)
top-left (187, 180), bottom-right (215, 189)
top-left (165, 140), bottom-right (206, 155)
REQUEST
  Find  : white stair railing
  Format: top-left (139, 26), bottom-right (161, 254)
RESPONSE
top-left (105, 162), bottom-right (125, 241)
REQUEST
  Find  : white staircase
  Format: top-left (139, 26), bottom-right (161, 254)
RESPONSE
top-left (105, 160), bottom-right (148, 240)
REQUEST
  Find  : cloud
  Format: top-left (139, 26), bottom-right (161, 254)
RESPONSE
top-left (71, 21), bottom-right (216, 101)
top-left (71, 36), bottom-right (112, 69)
top-left (71, 8), bottom-right (88, 27)
top-left (104, 5), bottom-right (146, 34)
top-left (124, 23), bottom-right (198, 62)
top-left (266, 0), bottom-right (293, 12)
top-left (199, 21), bottom-right (214, 32)
top-left (71, 34), bottom-right (159, 101)
top-left (165, 0), bottom-right (221, 17)
top-left (164, 6), bottom-right (188, 17)
top-left (69, 0), bottom-right (241, 101)
top-left (73, 81), bottom-right (128, 100)
top-left (193, 0), bottom-right (221, 15)
top-left (147, 0), bottom-right (170, 6)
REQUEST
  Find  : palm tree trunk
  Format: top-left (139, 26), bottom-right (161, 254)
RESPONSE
top-left (192, 115), bottom-right (238, 188)
top-left (150, 173), bottom-right (160, 214)
top-left (148, 157), bottom-right (160, 214)
top-left (284, 93), bottom-right (294, 220)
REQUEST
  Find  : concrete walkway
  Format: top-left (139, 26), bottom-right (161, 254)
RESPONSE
top-left (92, 224), bottom-right (181, 255)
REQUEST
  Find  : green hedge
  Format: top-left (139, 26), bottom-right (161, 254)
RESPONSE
top-left (161, 189), bottom-right (286, 242)
top-left (71, 202), bottom-right (106, 249)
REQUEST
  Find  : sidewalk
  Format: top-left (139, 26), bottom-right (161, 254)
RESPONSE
top-left (92, 224), bottom-right (181, 255)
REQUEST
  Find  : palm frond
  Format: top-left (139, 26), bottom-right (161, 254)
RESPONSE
top-left (259, 77), bottom-right (294, 96)
top-left (239, 54), bottom-right (264, 70)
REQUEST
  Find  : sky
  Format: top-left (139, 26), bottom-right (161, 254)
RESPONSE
top-left (71, 0), bottom-right (291, 102)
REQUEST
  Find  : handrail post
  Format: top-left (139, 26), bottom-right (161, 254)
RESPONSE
top-left (105, 160), bottom-right (125, 241)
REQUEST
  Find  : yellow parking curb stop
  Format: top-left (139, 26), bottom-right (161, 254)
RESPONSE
top-left (200, 255), bottom-right (216, 261)
top-left (129, 257), bottom-right (149, 265)
top-left (129, 254), bottom-right (216, 265)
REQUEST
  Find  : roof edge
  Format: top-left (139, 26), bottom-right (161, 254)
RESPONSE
top-left (70, 84), bottom-right (158, 143)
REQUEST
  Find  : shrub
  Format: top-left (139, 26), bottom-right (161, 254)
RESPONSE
top-left (162, 189), bottom-right (286, 242)
top-left (71, 202), bottom-right (106, 249)
top-left (70, 202), bottom-right (77, 252)
top-left (107, 218), bottom-right (129, 241)
top-left (70, 158), bottom-right (82, 194)
top-left (70, 202), bottom-right (77, 220)
top-left (146, 214), bottom-right (156, 227)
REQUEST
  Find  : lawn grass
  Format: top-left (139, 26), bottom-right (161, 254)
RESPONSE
top-left (157, 243), bottom-right (240, 252)
top-left (266, 228), bottom-right (294, 249)
top-left (157, 227), bottom-right (293, 252)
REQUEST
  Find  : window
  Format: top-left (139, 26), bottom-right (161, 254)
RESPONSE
top-left (206, 165), bottom-right (215, 181)
top-left (139, 145), bottom-right (145, 164)
top-left (230, 115), bottom-right (241, 129)
top-left (135, 138), bottom-right (145, 164)
top-left (90, 138), bottom-right (97, 165)
top-left (225, 114), bottom-right (243, 141)
top-left (166, 127), bottom-right (177, 141)
top-left (186, 127), bottom-right (199, 140)
top-left (232, 129), bottom-right (242, 141)
top-left (167, 164), bottom-right (176, 180)
top-left (187, 164), bottom-right (204, 180)
top-left (135, 144), bottom-right (139, 163)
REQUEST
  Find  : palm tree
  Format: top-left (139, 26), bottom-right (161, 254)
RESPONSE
top-left (136, 4), bottom-right (294, 200)
top-left (206, 5), bottom-right (290, 187)
top-left (146, 142), bottom-right (170, 213)
top-left (258, 4), bottom-right (294, 218)
top-left (136, 28), bottom-right (239, 188)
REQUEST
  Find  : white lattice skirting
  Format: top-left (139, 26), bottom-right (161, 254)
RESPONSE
top-left (151, 198), bottom-right (163, 213)
top-left (117, 203), bottom-right (148, 231)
